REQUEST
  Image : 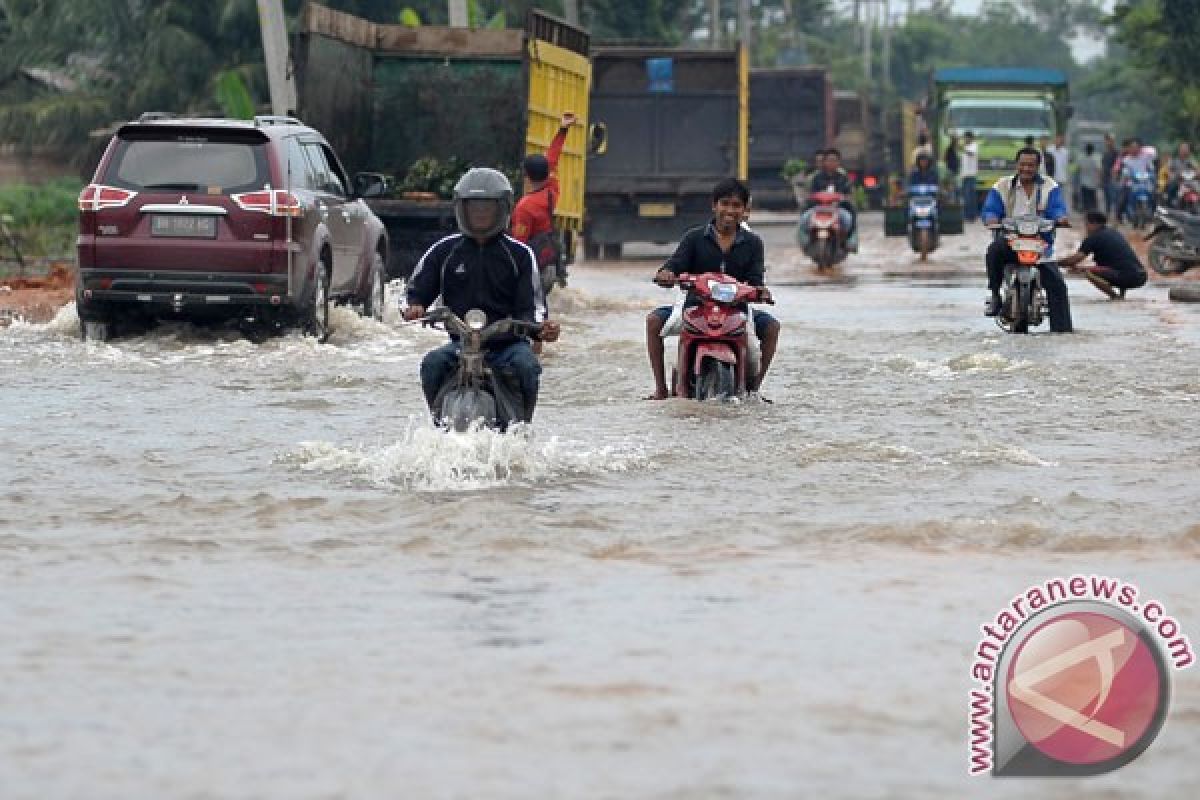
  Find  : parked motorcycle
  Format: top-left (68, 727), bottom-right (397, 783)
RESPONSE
top-left (907, 183), bottom-right (940, 259)
top-left (1126, 169), bottom-right (1156, 230)
top-left (990, 215), bottom-right (1054, 334)
top-left (803, 190), bottom-right (849, 271)
top-left (659, 272), bottom-right (772, 401)
top-left (1176, 168), bottom-right (1200, 214)
top-left (1146, 207), bottom-right (1200, 275)
top-left (422, 306), bottom-right (542, 431)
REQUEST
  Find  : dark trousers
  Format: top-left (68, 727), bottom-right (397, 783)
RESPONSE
top-left (962, 176), bottom-right (978, 221)
top-left (1092, 266), bottom-right (1147, 290)
top-left (986, 240), bottom-right (1073, 332)
top-left (1081, 186), bottom-right (1098, 212)
top-left (420, 339), bottom-right (541, 414)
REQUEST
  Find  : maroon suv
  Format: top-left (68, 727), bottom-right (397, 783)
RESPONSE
top-left (76, 114), bottom-right (389, 341)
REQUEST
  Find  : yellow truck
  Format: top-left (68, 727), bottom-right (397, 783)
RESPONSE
top-left (295, 3), bottom-right (592, 278)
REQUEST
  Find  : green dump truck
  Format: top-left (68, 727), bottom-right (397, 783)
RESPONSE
top-left (930, 67), bottom-right (1070, 193)
top-left (295, 3), bottom-right (592, 279)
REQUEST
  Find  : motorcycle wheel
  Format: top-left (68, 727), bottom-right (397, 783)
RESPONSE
top-left (816, 237), bottom-right (833, 270)
top-left (1147, 234), bottom-right (1187, 275)
top-left (918, 229), bottom-right (931, 260)
top-left (695, 358), bottom-right (736, 401)
top-left (1010, 284), bottom-right (1030, 334)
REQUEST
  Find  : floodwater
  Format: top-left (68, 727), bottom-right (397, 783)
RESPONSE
top-left (1, 214), bottom-right (1198, 798)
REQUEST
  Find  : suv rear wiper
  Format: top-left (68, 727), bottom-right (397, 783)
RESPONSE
top-left (142, 183), bottom-right (206, 191)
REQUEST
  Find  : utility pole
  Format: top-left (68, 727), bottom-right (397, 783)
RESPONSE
top-left (562, 0), bottom-right (580, 25)
top-left (256, 0), bottom-right (296, 116)
top-left (448, 0), bottom-right (468, 27)
top-left (882, 0), bottom-right (892, 93)
top-left (738, 0), bottom-right (752, 52)
top-left (710, 0), bottom-right (721, 49)
top-left (862, 0), bottom-right (873, 86)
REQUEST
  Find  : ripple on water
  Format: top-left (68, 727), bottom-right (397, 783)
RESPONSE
top-left (276, 416), bottom-right (648, 492)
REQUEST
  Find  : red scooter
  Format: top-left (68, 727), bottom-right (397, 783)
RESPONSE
top-left (660, 271), bottom-right (772, 400)
top-left (804, 189), bottom-right (849, 271)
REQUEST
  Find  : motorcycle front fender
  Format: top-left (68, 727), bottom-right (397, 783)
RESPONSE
top-left (692, 342), bottom-right (738, 375)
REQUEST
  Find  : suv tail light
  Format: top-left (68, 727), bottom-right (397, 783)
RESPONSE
top-left (79, 184), bottom-right (138, 211)
top-left (232, 189), bottom-right (303, 217)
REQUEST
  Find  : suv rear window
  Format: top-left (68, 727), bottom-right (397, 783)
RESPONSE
top-left (103, 130), bottom-right (270, 194)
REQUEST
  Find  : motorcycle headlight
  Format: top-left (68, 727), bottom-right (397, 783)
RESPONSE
top-left (709, 281), bottom-right (738, 304)
top-left (464, 309), bottom-right (487, 331)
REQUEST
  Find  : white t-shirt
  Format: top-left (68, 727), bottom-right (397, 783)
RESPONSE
top-left (960, 142), bottom-right (979, 178)
top-left (1047, 145), bottom-right (1069, 183)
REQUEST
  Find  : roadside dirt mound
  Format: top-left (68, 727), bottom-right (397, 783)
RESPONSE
top-left (0, 262), bottom-right (75, 325)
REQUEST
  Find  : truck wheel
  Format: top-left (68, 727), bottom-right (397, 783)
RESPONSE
top-left (603, 243), bottom-right (623, 260)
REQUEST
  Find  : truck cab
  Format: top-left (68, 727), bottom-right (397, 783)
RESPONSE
top-left (931, 68), bottom-right (1070, 196)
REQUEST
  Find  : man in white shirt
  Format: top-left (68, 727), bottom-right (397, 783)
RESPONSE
top-left (961, 130), bottom-right (979, 221)
top-left (1047, 133), bottom-right (1070, 211)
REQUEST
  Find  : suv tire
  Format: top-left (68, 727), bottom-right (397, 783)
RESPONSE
top-left (305, 259), bottom-right (331, 342)
top-left (364, 251), bottom-right (387, 322)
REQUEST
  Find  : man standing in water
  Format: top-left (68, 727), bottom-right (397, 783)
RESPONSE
top-left (644, 178), bottom-right (780, 399)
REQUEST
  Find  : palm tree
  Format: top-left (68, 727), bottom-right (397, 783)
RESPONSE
top-left (0, 0), bottom-right (269, 168)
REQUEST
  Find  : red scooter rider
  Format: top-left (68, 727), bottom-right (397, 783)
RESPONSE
top-left (644, 178), bottom-right (780, 399)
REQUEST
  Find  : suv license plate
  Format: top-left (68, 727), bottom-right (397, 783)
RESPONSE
top-left (151, 215), bottom-right (217, 238)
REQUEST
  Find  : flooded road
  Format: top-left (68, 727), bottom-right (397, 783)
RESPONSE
top-left (2, 214), bottom-right (1198, 798)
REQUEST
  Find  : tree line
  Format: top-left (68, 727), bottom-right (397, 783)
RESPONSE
top-left (0, 0), bottom-right (1196, 169)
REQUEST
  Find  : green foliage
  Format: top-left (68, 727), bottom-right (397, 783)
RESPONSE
top-left (214, 69), bottom-right (256, 120)
top-left (0, 178), bottom-right (81, 258)
top-left (0, 178), bottom-right (82, 228)
top-left (1111, 0), bottom-right (1200, 141)
top-left (399, 155), bottom-right (470, 197)
top-left (780, 158), bottom-right (807, 181)
top-left (399, 8), bottom-right (421, 26)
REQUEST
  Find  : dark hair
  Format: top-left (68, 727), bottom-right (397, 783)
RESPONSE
top-left (1015, 147), bottom-right (1042, 165)
top-left (1086, 211), bottom-right (1107, 226)
top-left (711, 177), bottom-right (750, 205)
top-left (825, 147), bottom-right (842, 160)
top-left (1085, 142), bottom-right (1095, 155)
top-left (1024, 135), bottom-right (1035, 147)
top-left (522, 153), bottom-right (550, 182)
top-left (965, 130), bottom-right (975, 138)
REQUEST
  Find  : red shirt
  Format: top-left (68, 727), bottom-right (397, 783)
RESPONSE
top-left (511, 126), bottom-right (567, 243)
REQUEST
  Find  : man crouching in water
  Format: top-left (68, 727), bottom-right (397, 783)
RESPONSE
top-left (644, 178), bottom-right (780, 399)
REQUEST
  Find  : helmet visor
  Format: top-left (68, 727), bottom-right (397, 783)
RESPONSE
top-left (458, 198), bottom-right (505, 239)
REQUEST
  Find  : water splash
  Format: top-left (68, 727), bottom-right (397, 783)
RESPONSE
top-left (278, 417), bottom-right (648, 492)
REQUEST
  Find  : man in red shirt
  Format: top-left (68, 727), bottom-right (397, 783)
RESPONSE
top-left (512, 111), bottom-right (574, 354)
top-left (512, 111), bottom-right (575, 277)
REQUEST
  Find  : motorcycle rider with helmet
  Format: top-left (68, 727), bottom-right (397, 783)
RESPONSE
top-left (981, 147), bottom-right (1074, 332)
top-left (404, 167), bottom-right (561, 423)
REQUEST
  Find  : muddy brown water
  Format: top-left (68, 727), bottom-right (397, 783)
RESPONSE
top-left (1, 214), bottom-right (1197, 798)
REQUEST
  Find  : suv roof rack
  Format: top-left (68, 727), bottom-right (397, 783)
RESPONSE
top-left (137, 111), bottom-right (179, 122)
top-left (254, 115), bottom-right (304, 127)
